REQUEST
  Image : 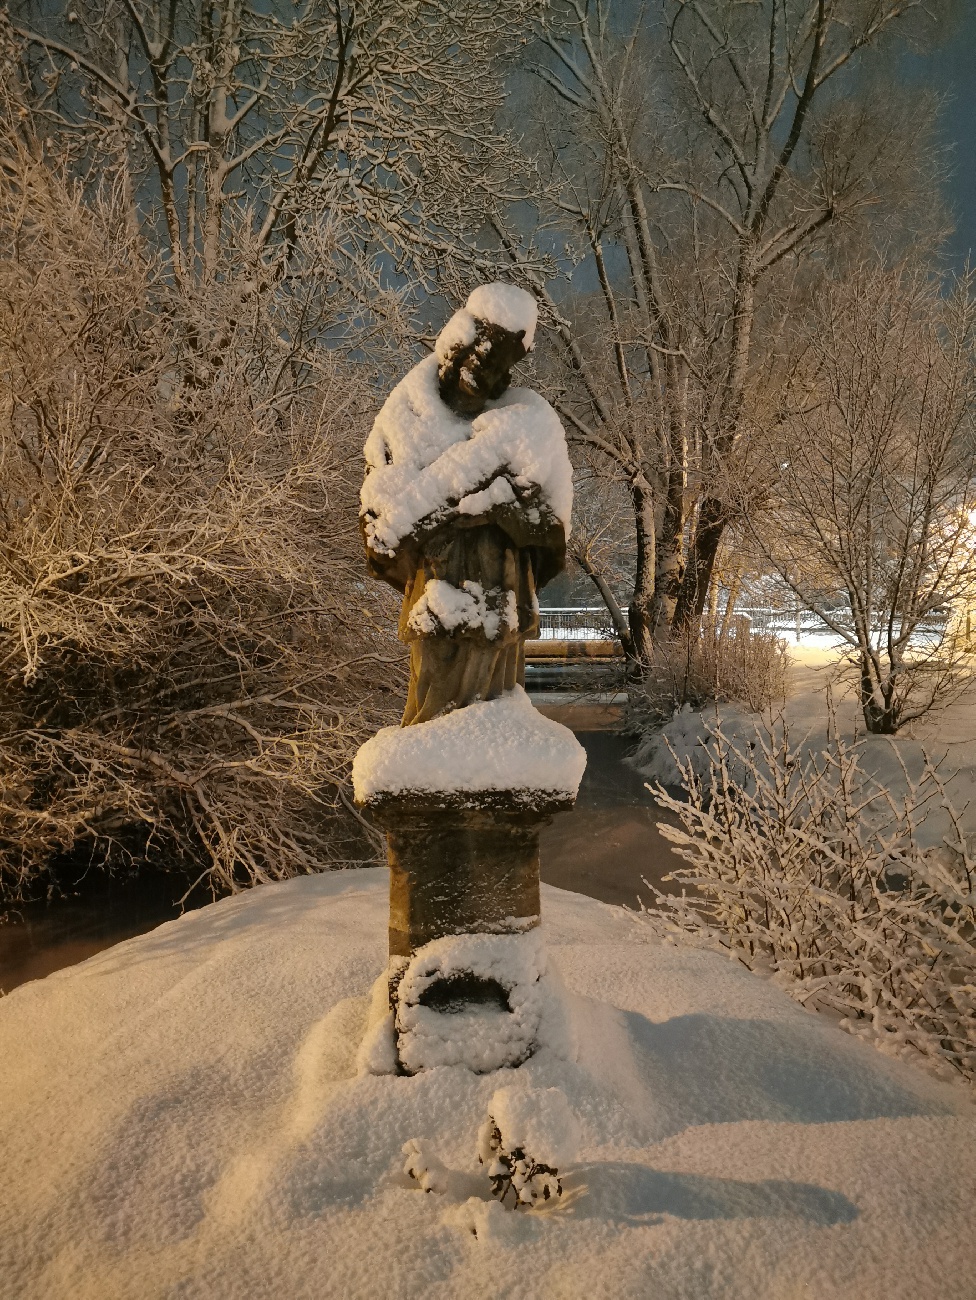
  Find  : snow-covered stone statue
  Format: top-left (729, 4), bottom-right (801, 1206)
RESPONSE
top-left (359, 283), bottom-right (572, 724)
top-left (353, 283), bottom-right (585, 1075)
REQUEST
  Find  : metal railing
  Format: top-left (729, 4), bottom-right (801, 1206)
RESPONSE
top-left (535, 604), bottom-right (954, 645)
top-left (733, 607), bottom-right (832, 639)
top-left (735, 606), bottom-right (950, 642)
top-left (536, 607), bottom-right (616, 641)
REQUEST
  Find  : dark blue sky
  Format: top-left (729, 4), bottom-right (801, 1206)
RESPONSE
top-left (909, 8), bottom-right (976, 266)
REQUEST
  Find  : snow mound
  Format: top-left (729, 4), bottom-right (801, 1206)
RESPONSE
top-left (352, 686), bottom-right (586, 803)
top-left (363, 353), bottom-right (468, 482)
top-left (434, 306), bottom-right (478, 361)
top-left (2, 870), bottom-right (974, 1298)
top-left (630, 703), bottom-right (756, 787)
top-left (360, 355), bottom-right (572, 556)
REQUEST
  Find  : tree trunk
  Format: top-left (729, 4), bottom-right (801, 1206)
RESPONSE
top-left (859, 653), bottom-right (898, 734)
top-left (576, 553), bottom-right (634, 659)
top-left (649, 412), bottom-right (686, 636)
top-left (628, 476), bottom-right (656, 663)
top-left (673, 248), bottom-right (758, 633)
top-left (672, 495), bottom-right (726, 632)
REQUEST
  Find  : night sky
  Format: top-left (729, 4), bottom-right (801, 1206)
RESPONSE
top-left (908, 8), bottom-right (976, 267)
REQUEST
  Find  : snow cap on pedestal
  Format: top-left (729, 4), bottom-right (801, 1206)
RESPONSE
top-left (352, 686), bottom-right (586, 805)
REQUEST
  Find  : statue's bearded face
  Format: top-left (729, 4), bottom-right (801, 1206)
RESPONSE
top-left (438, 321), bottom-right (528, 417)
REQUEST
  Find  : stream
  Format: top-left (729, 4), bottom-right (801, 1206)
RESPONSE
top-left (0, 729), bottom-right (683, 995)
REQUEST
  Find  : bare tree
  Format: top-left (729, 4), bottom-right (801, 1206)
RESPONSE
top-left (0, 102), bottom-right (404, 899)
top-left (10, 0), bottom-right (541, 371)
top-left (751, 260), bottom-right (976, 734)
top-left (566, 463), bottom-right (635, 652)
top-left (502, 0), bottom-right (949, 661)
top-left (0, 4), bottom-right (552, 900)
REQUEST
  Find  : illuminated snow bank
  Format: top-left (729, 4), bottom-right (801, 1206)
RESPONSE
top-left (2, 870), bottom-right (974, 1296)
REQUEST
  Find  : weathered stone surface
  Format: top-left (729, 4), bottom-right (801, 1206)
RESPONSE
top-left (360, 296), bottom-right (566, 727)
top-left (369, 793), bottom-right (562, 958)
top-left (353, 287), bottom-right (584, 1036)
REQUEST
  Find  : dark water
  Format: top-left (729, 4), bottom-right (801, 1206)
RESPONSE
top-left (540, 731), bottom-right (684, 909)
top-left (0, 870), bottom-right (211, 995)
top-left (0, 732), bottom-right (682, 995)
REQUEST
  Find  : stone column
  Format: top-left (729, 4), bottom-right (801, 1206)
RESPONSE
top-left (352, 692), bottom-right (586, 1073)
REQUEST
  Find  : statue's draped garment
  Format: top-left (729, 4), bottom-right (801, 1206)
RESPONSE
top-left (365, 504), bottom-right (565, 725)
top-left (361, 317), bottom-right (571, 727)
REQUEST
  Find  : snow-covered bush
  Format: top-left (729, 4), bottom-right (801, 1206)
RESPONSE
top-left (401, 1138), bottom-right (451, 1195)
top-left (0, 122), bottom-right (402, 900)
top-left (477, 1086), bottom-right (578, 1209)
top-left (401, 1087), bottom-right (578, 1211)
top-left (642, 717), bottom-right (976, 1083)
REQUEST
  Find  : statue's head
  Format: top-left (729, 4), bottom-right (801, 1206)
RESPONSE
top-left (435, 283), bottom-right (537, 417)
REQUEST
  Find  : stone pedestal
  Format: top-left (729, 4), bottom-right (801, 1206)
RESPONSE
top-left (352, 698), bottom-right (586, 1073)
top-left (366, 791), bottom-right (573, 959)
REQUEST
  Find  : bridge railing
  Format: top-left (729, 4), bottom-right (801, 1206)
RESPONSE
top-left (535, 604), bottom-right (953, 645)
top-left (536, 607), bottom-right (616, 641)
top-left (735, 606), bottom-right (950, 641)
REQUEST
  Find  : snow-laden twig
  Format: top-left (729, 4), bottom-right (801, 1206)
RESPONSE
top-left (639, 710), bottom-right (976, 1083)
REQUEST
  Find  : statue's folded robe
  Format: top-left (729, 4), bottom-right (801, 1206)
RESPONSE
top-left (363, 494), bottom-right (565, 725)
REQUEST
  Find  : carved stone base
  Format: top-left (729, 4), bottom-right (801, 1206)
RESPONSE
top-left (365, 790), bottom-right (570, 958)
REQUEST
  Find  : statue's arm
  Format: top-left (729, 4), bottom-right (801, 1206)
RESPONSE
top-left (359, 516), bottom-right (421, 593)
top-left (450, 486), bottom-right (567, 590)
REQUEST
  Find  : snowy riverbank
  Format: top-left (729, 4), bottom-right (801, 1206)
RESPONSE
top-left (2, 869), bottom-right (974, 1298)
top-left (631, 637), bottom-right (976, 849)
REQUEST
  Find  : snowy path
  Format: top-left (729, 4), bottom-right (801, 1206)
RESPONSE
top-left (2, 869), bottom-right (973, 1299)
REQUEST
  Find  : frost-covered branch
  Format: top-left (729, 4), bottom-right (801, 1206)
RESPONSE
top-left (640, 712), bottom-right (976, 1083)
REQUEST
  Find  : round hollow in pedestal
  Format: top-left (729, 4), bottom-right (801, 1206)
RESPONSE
top-left (418, 973), bottom-right (511, 1014)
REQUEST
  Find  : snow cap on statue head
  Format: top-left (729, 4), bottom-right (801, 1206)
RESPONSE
top-left (434, 282), bottom-right (537, 362)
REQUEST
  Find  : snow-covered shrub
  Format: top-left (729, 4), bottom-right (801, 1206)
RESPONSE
top-left (627, 619), bottom-right (789, 731)
top-left (477, 1086), bottom-right (578, 1209)
top-left (401, 1139), bottom-right (450, 1195)
top-left (642, 717), bottom-right (976, 1083)
top-left (0, 124), bottom-right (402, 900)
top-left (400, 1088), bottom-right (578, 1211)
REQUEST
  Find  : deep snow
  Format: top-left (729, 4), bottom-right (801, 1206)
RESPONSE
top-left (632, 637), bottom-right (976, 850)
top-left (2, 869), bottom-right (974, 1299)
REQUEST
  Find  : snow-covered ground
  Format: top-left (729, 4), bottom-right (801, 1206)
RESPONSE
top-left (2, 869), bottom-right (974, 1299)
top-left (633, 635), bottom-right (976, 848)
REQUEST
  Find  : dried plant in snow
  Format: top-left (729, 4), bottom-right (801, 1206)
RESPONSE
top-left (626, 620), bottom-right (789, 731)
top-left (0, 130), bottom-right (403, 900)
top-left (641, 715), bottom-right (976, 1083)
